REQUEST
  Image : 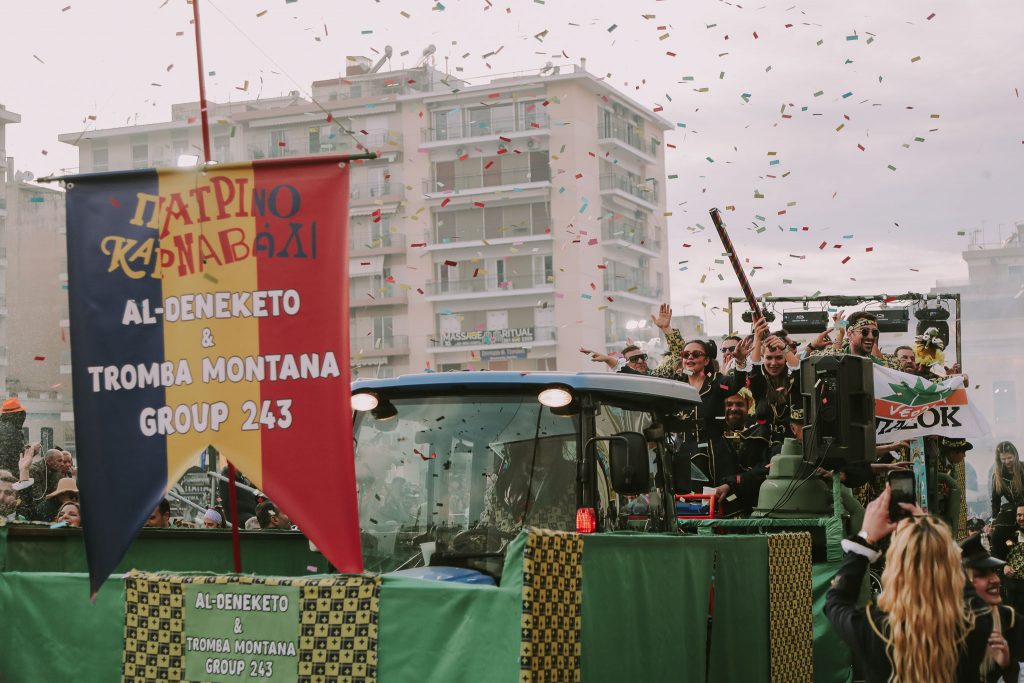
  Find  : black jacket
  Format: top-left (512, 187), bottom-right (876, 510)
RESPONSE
top-left (748, 363), bottom-right (800, 446)
top-left (825, 541), bottom-right (997, 683)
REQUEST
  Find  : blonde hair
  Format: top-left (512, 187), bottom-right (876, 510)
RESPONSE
top-left (875, 515), bottom-right (973, 683)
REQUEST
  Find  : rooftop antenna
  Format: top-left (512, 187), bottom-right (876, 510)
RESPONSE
top-left (370, 45), bottom-right (393, 73)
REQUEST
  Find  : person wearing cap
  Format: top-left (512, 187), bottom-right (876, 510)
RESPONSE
top-left (202, 507), bottom-right (226, 529)
top-left (0, 398), bottom-right (27, 476)
top-left (960, 532), bottom-right (1024, 682)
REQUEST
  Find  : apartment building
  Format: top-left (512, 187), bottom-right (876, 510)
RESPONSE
top-left (1, 104), bottom-right (74, 451)
top-left (59, 57), bottom-right (672, 376)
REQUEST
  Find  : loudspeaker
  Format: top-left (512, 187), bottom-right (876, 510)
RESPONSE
top-left (800, 354), bottom-right (876, 467)
top-left (741, 310), bottom-right (776, 323)
top-left (782, 310), bottom-right (829, 333)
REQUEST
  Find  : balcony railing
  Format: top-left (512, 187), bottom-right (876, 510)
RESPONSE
top-left (349, 230), bottom-right (405, 252)
top-left (350, 284), bottom-right (408, 307)
top-left (601, 217), bottom-right (660, 251)
top-left (350, 181), bottom-right (397, 201)
top-left (426, 273), bottom-right (552, 296)
top-left (597, 122), bottom-right (651, 155)
top-left (605, 279), bottom-right (661, 299)
top-left (422, 113), bottom-right (550, 142)
top-left (433, 221), bottom-right (547, 244)
top-left (351, 334), bottom-right (409, 354)
top-left (248, 129), bottom-right (400, 160)
top-left (423, 167), bottom-right (549, 194)
top-left (599, 174), bottom-right (658, 204)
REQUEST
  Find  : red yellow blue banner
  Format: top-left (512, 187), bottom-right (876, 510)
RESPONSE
top-left (65, 157), bottom-right (361, 594)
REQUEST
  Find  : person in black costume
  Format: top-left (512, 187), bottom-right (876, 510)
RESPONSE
top-left (825, 486), bottom-right (1008, 682)
top-left (748, 317), bottom-right (802, 453)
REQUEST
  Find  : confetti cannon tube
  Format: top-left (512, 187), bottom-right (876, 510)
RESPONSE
top-left (709, 207), bottom-right (764, 320)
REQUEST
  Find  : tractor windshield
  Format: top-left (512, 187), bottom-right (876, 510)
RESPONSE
top-left (353, 393), bottom-right (579, 573)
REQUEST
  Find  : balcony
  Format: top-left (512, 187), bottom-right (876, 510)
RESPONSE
top-left (423, 168), bottom-right (550, 199)
top-left (599, 174), bottom-right (658, 210)
top-left (248, 129), bottom-right (401, 160)
top-left (0, 295), bottom-right (6, 316)
top-left (597, 123), bottom-right (656, 164)
top-left (350, 180), bottom-right (400, 205)
top-left (351, 334), bottom-right (409, 358)
top-left (349, 230), bottom-right (405, 257)
top-left (425, 273), bottom-right (554, 300)
top-left (0, 196), bottom-right (6, 217)
top-left (422, 113), bottom-right (551, 144)
top-left (605, 279), bottom-right (662, 304)
top-left (0, 345), bottom-right (7, 366)
top-left (350, 284), bottom-right (408, 308)
top-left (0, 247), bottom-right (7, 268)
top-left (601, 217), bottom-right (661, 254)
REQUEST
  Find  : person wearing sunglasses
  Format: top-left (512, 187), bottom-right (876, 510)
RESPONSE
top-left (654, 314), bottom-right (754, 498)
top-left (809, 311), bottom-right (902, 370)
top-left (579, 344), bottom-right (651, 375)
top-left (719, 335), bottom-right (742, 373)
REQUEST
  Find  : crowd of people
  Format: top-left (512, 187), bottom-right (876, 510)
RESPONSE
top-left (0, 396), bottom-right (294, 532)
top-left (581, 304), bottom-right (971, 528)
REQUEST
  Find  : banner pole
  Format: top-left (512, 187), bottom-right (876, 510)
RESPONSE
top-left (709, 208), bottom-right (764, 321)
top-left (191, 0), bottom-right (212, 164)
top-left (191, 0), bottom-right (241, 572)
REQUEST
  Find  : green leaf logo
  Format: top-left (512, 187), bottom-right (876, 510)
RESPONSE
top-left (882, 378), bottom-right (955, 407)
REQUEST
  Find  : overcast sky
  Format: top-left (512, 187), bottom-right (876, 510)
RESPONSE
top-left (2, 0), bottom-right (1022, 333)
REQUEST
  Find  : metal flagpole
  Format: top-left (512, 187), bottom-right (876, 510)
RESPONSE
top-left (191, 0), bottom-right (242, 573)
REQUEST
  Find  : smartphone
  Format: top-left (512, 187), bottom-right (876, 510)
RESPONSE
top-left (888, 470), bottom-right (916, 522)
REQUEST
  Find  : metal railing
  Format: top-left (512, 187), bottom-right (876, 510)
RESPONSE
top-left (601, 217), bottom-right (660, 251)
top-left (350, 284), bottom-right (408, 305)
top-left (349, 230), bottom-right (405, 251)
top-left (597, 122), bottom-right (651, 155)
top-left (248, 129), bottom-right (399, 160)
top-left (422, 113), bottom-right (550, 142)
top-left (426, 273), bottom-right (553, 296)
top-left (433, 220), bottom-right (547, 244)
top-left (423, 167), bottom-right (548, 194)
top-left (604, 279), bottom-right (661, 299)
top-left (599, 174), bottom-right (658, 204)
top-left (352, 334), bottom-right (409, 352)
top-left (350, 181), bottom-right (396, 200)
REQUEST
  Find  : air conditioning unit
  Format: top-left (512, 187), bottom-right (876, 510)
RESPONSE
top-left (455, 146), bottom-right (466, 157)
top-left (526, 139), bottom-right (537, 149)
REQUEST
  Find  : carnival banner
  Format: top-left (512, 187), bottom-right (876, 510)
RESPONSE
top-left (65, 158), bottom-right (362, 595)
top-left (873, 365), bottom-right (990, 441)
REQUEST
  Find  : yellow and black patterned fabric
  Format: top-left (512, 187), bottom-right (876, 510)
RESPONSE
top-left (519, 528), bottom-right (583, 683)
top-left (767, 532), bottom-right (814, 683)
top-left (123, 572), bottom-right (380, 683)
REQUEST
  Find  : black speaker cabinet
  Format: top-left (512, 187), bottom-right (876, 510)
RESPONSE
top-left (800, 354), bottom-right (876, 467)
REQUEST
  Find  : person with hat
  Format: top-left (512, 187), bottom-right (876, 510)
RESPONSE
top-left (960, 532), bottom-right (1024, 682)
top-left (35, 477), bottom-right (78, 523)
top-left (0, 398), bottom-right (27, 475)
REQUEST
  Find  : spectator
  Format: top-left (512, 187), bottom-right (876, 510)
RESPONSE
top-left (714, 389), bottom-right (770, 515)
top-left (202, 507), bottom-right (226, 528)
top-left (255, 500), bottom-right (292, 530)
top-left (0, 398), bottom-right (26, 475)
top-left (29, 447), bottom-right (72, 509)
top-left (812, 311), bottom-right (902, 370)
top-left (54, 501), bottom-right (81, 528)
top-left (218, 466), bottom-right (258, 526)
top-left (0, 473), bottom-right (29, 522)
top-left (961, 532), bottom-right (1024, 682)
top-left (144, 499), bottom-right (171, 528)
top-left (37, 477), bottom-right (78, 522)
top-left (825, 487), bottom-right (1006, 682)
top-left (720, 335), bottom-right (742, 373)
top-left (749, 317), bottom-right (802, 452)
top-left (579, 344), bottom-right (651, 375)
top-left (1002, 505), bottom-right (1024, 614)
top-left (991, 441), bottom-right (1024, 561)
top-left (893, 345), bottom-right (917, 373)
top-left (656, 314), bottom-right (753, 496)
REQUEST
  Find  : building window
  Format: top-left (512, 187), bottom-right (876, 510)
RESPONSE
top-left (308, 126), bottom-right (323, 153)
top-left (92, 147), bottom-right (108, 172)
top-left (213, 135), bottom-right (230, 163)
top-left (130, 135), bottom-right (149, 169)
top-left (270, 130), bottom-right (287, 158)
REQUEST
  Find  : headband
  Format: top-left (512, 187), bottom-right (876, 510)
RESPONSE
top-left (847, 317), bottom-right (877, 333)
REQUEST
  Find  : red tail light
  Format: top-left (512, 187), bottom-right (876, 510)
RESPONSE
top-left (576, 507), bottom-right (597, 534)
